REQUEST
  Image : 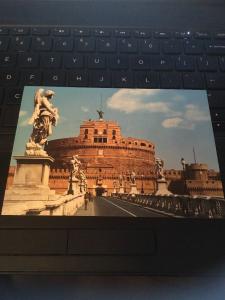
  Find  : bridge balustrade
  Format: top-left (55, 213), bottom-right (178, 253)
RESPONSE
top-left (111, 193), bottom-right (225, 218)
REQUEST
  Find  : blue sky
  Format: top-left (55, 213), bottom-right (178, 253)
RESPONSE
top-left (12, 86), bottom-right (220, 171)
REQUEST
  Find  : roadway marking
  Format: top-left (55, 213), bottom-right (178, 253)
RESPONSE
top-left (104, 198), bottom-right (137, 217)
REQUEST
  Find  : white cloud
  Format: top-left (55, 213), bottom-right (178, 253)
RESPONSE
top-left (184, 104), bottom-right (210, 122)
top-left (19, 110), bottom-right (27, 117)
top-left (162, 117), bottom-right (184, 128)
top-left (107, 89), bottom-right (176, 114)
top-left (162, 117), bottom-right (194, 130)
top-left (81, 106), bottom-right (89, 113)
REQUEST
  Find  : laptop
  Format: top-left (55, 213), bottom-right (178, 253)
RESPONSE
top-left (0, 0), bottom-right (225, 274)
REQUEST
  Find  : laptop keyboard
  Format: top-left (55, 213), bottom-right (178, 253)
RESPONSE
top-left (0, 26), bottom-right (225, 193)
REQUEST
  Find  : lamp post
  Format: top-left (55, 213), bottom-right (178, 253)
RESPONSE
top-left (180, 157), bottom-right (189, 216)
top-left (67, 165), bottom-right (74, 195)
top-left (141, 174), bottom-right (144, 194)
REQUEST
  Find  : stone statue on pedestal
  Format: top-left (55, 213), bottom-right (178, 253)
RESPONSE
top-left (130, 171), bottom-right (136, 184)
top-left (155, 157), bottom-right (172, 196)
top-left (71, 155), bottom-right (81, 179)
top-left (26, 88), bottom-right (59, 156)
top-left (129, 171), bottom-right (138, 195)
top-left (155, 157), bottom-right (165, 180)
top-left (118, 174), bottom-right (125, 194)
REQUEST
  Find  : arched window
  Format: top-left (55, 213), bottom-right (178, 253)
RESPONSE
top-left (112, 130), bottom-right (116, 135)
top-left (94, 129), bottom-right (98, 134)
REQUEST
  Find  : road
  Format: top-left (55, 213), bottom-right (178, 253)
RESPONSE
top-left (93, 196), bottom-right (167, 217)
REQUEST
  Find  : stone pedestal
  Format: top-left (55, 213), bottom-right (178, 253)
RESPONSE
top-left (118, 186), bottom-right (125, 194)
top-left (155, 178), bottom-right (172, 196)
top-left (79, 182), bottom-right (86, 193)
top-left (129, 183), bottom-right (139, 195)
top-left (2, 155), bottom-right (55, 215)
top-left (68, 177), bottom-right (80, 196)
top-left (112, 188), bottom-right (117, 194)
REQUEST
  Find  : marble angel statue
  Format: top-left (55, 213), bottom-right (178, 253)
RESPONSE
top-left (155, 157), bottom-right (165, 180)
top-left (26, 88), bottom-right (59, 156)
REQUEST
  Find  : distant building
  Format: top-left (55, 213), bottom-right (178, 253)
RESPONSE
top-left (6, 113), bottom-right (224, 198)
top-left (46, 113), bottom-right (156, 195)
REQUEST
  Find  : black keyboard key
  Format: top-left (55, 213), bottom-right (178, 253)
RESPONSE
top-left (212, 122), bottom-right (225, 133)
top-left (174, 31), bottom-right (192, 39)
top-left (88, 55), bottom-right (106, 69)
top-left (20, 70), bottom-right (42, 85)
top-left (119, 39), bottom-right (138, 53)
top-left (112, 72), bottom-right (133, 87)
top-left (160, 72), bottom-right (182, 88)
top-left (194, 31), bottom-right (210, 39)
top-left (197, 56), bottom-right (218, 71)
top-left (5, 88), bottom-right (23, 105)
top-left (68, 71), bottom-right (88, 86)
top-left (214, 32), bottom-right (225, 40)
top-left (94, 29), bottom-right (111, 37)
top-left (54, 37), bottom-right (73, 51)
top-left (0, 70), bottom-right (19, 86)
top-left (0, 27), bottom-right (9, 35)
top-left (2, 107), bottom-right (20, 127)
top-left (163, 40), bottom-right (182, 54)
top-left (135, 71), bottom-right (159, 88)
top-left (211, 109), bottom-right (225, 121)
top-left (134, 30), bottom-right (151, 38)
top-left (206, 41), bottom-right (225, 55)
top-left (32, 27), bottom-right (49, 35)
top-left (32, 36), bottom-right (52, 51)
top-left (73, 28), bottom-right (90, 36)
top-left (207, 91), bottom-right (225, 107)
top-left (140, 39), bottom-right (160, 54)
top-left (41, 54), bottom-right (61, 68)
top-left (183, 72), bottom-right (205, 89)
top-left (63, 54), bottom-right (84, 69)
top-left (11, 27), bottom-right (29, 35)
top-left (52, 28), bottom-right (70, 36)
top-left (43, 71), bottom-right (66, 86)
top-left (109, 55), bottom-right (129, 69)
top-left (89, 71), bottom-right (111, 87)
top-left (0, 53), bottom-right (17, 67)
top-left (219, 57), bottom-right (225, 72)
top-left (152, 56), bottom-right (174, 71)
top-left (77, 37), bottom-right (95, 52)
top-left (0, 37), bottom-right (9, 51)
top-left (97, 38), bottom-right (116, 52)
top-left (0, 88), bottom-right (4, 104)
top-left (184, 41), bottom-right (203, 54)
top-left (114, 29), bottom-right (130, 37)
top-left (154, 31), bottom-right (170, 39)
top-left (10, 36), bottom-right (31, 51)
top-left (205, 73), bottom-right (225, 89)
top-left (19, 53), bottom-right (39, 68)
top-left (176, 56), bottom-right (195, 71)
top-left (131, 56), bottom-right (150, 70)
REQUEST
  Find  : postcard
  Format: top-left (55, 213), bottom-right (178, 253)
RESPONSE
top-left (2, 87), bottom-right (224, 217)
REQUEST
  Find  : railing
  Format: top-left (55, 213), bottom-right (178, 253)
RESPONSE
top-left (112, 193), bottom-right (225, 218)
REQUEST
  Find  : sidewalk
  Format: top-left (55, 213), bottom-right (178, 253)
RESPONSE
top-left (76, 201), bottom-right (95, 216)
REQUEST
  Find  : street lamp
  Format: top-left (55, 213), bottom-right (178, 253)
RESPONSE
top-left (141, 174), bottom-right (144, 194)
top-left (67, 164), bottom-right (74, 195)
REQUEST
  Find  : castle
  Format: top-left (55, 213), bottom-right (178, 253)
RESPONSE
top-left (6, 111), bottom-right (224, 198)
